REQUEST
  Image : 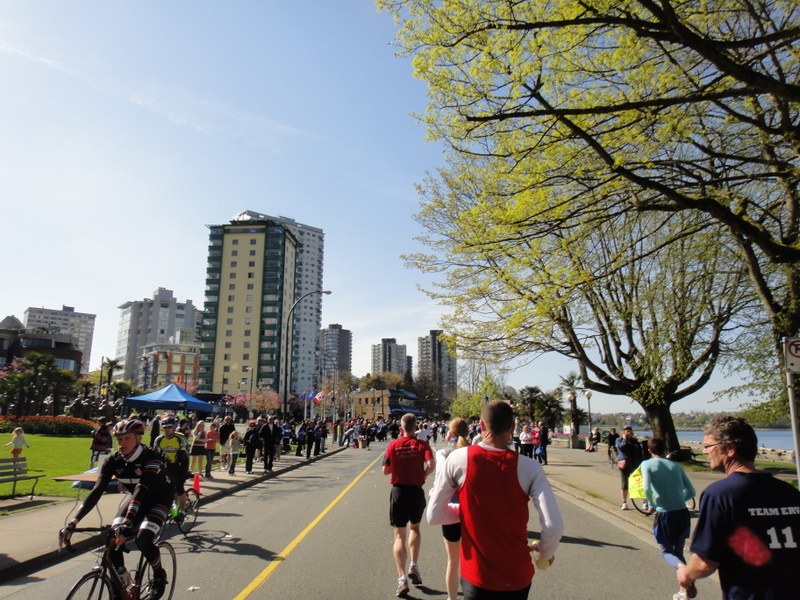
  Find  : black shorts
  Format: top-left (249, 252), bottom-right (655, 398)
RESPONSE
top-left (389, 485), bottom-right (426, 528)
top-left (442, 522), bottom-right (461, 542)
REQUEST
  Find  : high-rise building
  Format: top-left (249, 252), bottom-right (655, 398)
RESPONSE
top-left (115, 288), bottom-right (200, 383)
top-left (371, 338), bottom-right (408, 376)
top-left (197, 214), bottom-right (299, 401)
top-left (228, 210), bottom-right (326, 397)
top-left (417, 330), bottom-right (458, 395)
top-left (23, 305), bottom-right (96, 375)
top-left (318, 323), bottom-right (352, 385)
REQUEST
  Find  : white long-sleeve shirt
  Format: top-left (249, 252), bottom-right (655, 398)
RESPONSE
top-left (427, 442), bottom-right (563, 559)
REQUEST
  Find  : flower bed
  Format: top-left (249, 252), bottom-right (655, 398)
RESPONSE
top-left (0, 415), bottom-right (96, 435)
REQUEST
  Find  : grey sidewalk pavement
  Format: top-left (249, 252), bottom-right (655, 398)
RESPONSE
top-left (0, 444), bottom-right (348, 583)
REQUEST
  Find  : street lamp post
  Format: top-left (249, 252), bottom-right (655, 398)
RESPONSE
top-left (282, 289), bottom-right (332, 418)
top-left (584, 390), bottom-right (593, 434)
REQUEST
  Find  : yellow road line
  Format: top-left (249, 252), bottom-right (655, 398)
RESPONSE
top-left (231, 453), bottom-right (384, 600)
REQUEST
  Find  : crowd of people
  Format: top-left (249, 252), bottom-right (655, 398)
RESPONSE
top-left (42, 406), bottom-right (797, 600)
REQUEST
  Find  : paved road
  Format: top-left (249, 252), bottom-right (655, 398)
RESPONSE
top-left (0, 441), bottom-right (717, 600)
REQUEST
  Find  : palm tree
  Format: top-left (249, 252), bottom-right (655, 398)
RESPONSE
top-left (104, 359), bottom-right (121, 398)
top-left (518, 386), bottom-right (565, 428)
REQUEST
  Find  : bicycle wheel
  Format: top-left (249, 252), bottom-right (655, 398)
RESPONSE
top-left (179, 488), bottom-right (199, 534)
top-left (629, 497), bottom-right (655, 515)
top-left (66, 571), bottom-right (115, 600)
top-left (136, 541), bottom-right (177, 600)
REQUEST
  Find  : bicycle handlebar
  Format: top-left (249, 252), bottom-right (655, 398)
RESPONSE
top-left (58, 525), bottom-right (117, 553)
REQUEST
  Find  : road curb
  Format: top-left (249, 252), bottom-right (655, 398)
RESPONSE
top-left (0, 446), bottom-right (347, 584)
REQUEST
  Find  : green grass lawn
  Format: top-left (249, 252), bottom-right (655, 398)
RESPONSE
top-left (1, 434), bottom-right (100, 498)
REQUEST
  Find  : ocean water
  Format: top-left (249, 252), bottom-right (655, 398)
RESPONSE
top-left (634, 429), bottom-right (797, 452)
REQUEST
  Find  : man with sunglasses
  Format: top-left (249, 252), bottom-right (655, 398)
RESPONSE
top-left (153, 416), bottom-right (190, 519)
top-left (678, 415), bottom-right (800, 599)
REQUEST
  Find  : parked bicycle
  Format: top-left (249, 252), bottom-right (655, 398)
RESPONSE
top-left (59, 525), bottom-right (177, 600)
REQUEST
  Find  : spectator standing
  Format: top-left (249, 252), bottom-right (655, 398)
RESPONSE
top-left (428, 401), bottom-right (563, 600)
top-left (243, 421), bottom-right (260, 474)
top-left (519, 425), bottom-right (534, 458)
top-left (5, 427), bottom-right (30, 458)
top-left (281, 420), bottom-right (292, 453)
top-left (204, 422), bottom-right (220, 478)
top-left (227, 430), bottom-right (242, 475)
top-left (259, 417), bottom-right (277, 471)
top-left (615, 426), bottom-right (643, 510)
top-left (149, 414), bottom-right (161, 447)
top-left (512, 417), bottom-right (522, 453)
top-left (535, 420), bottom-right (550, 465)
top-left (189, 421), bottom-right (207, 475)
top-left (89, 417), bottom-right (112, 469)
top-left (218, 416), bottom-right (236, 471)
top-left (432, 417), bottom-right (470, 600)
top-left (295, 422), bottom-right (307, 456)
top-left (677, 416), bottom-right (800, 600)
top-left (383, 414), bottom-right (435, 598)
top-left (641, 437), bottom-right (696, 600)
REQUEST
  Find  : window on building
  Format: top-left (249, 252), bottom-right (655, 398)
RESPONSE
top-left (244, 330), bottom-right (251, 337)
top-left (223, 366), bottom-right (230, 373)
top-left (229, 284), bottom-right (236, 290)
top-left (230, 273), bottom-right (237, 279)
top-left (243, 341), bottom-right (251, 348)
top-left (248, 261), bottom-right (255, 267)
top-left (225, 330), bottom-right (233, 337)
top-left (246, 295), bottom-right (253, 301)
top-left (226, 318), bottom-right (233, 325)
top-left (230, 261), bottom-right (237, 267)
top-left (228, 295), bottom-right (235, 301)
top-left (225, 342), bottom-right (232, 348)
top-left (231, 250), bottom-right (238, 256)
top-left (224, 353), bottom-right (231, 360)
top-left (245, 306), bottom-right (253, 313)
top-left (247, 272), bottom-right (254, 279)
top-left (227, 307), bottom-right (234, 313)
top-left (232, 239), bottom-right (239, 245)
top-left (250, 239), bottom-right (257, 245)
top-left (247, 283), bottom-right (254, 290)
top-left (243, 353), bottom-right (250, 360)
top-left (249, 250), bottom-right (256, 256)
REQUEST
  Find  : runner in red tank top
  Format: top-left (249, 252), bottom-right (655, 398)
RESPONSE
top-left (383, 413), bottom-right (435, 597)
top-left (428, 401), bottom-right (563, 600)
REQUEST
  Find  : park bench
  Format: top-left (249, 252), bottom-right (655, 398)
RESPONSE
top-left (0, 457), bottom-right (44, 499)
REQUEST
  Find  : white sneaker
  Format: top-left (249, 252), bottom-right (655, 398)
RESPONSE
top-left (621, 502), bottom-right (628, 510)
top-left (673, 591), bottom-right (688, 600)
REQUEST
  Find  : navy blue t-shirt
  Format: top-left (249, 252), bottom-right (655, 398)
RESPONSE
top-left (690, 471), bottom-right (800, 600)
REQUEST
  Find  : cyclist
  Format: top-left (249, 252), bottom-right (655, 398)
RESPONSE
top-left (59, 419), bottom-right (172, 600)
top-left (153, 415), bottom-right (190, 520)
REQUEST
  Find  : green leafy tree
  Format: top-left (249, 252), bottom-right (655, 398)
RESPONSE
top-left (379, 0), bottom-right (800, 415)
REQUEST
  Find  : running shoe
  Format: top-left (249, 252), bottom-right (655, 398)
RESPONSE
top-left (396, 578), bottom-right (409, 598)
top-left (407, 563), bottom-right (422, 585)
top-left (150, 569), bottom-right (168, 600)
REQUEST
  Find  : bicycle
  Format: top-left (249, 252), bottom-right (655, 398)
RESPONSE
top-left (60, 525), bottom-right (177, 600)
top-left (164, 486), bottom-right (200, 535)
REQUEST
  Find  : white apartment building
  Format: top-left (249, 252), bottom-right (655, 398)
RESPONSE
top-left (23, 305), bottom-right (96, 375)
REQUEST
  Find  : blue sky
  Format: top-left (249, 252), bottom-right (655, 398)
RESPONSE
top-left (0, 1), bottom-right (744, 414)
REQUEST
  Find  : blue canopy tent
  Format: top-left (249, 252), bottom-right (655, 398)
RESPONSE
top-left (124, 383), bottom-right (217, 413)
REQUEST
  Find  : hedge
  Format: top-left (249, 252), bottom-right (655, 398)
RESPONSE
top-left (0, 415), bottom-right (97, 435)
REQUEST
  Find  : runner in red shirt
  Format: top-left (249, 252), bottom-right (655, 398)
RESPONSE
top-left (383, 413), bottom-right (435, 597)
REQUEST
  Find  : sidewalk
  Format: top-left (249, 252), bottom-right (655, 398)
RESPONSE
top-left (0, 445), bottom-right (346, 583)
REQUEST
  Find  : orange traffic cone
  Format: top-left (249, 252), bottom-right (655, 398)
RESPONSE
top-left (192, 472), bottom-right (201, 494)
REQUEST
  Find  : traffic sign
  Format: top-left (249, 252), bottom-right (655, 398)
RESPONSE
top-left (783, 337), bottom-right (800, 373)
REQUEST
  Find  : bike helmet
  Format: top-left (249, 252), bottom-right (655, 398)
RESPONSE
top-left (112, 419), bottom-right (145, 436)
top-left (161, 416), bottom-right (177, 428)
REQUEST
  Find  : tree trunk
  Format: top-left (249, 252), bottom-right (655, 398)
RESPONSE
top-left (642, 403), bottom-right (680, 455)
